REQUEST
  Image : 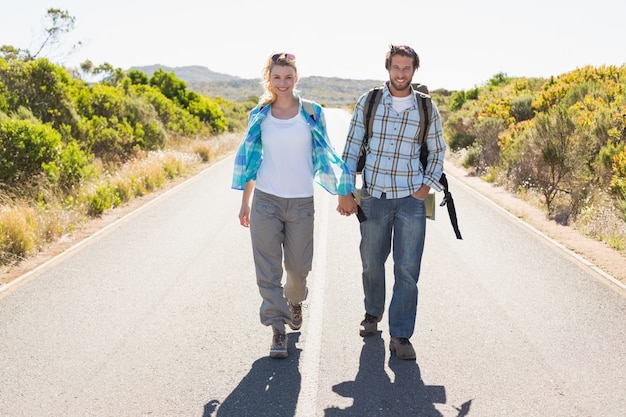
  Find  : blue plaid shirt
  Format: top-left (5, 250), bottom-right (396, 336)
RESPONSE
top-left (341, 83), bottom-right (446, 199)
top-left (231, 96), bottom-right (354, 196)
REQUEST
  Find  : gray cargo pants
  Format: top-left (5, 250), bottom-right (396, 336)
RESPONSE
top-left (250, 189), bottom-right (314, 333)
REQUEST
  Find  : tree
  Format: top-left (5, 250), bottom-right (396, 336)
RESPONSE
top-left (31, 9), bottom-right (81, 61)
top-left (0, 45), bottom-right (31, 61)
top-left (92, 63), bottom-right (125, 85)
top-left (530, 108), bottom-right (577, 214)
top-left (150, 69), bottom-right (190, 107)
top-left (127, 69), bottom-right (149, 86)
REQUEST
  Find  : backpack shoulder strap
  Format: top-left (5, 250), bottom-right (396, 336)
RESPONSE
top-left (363, 87), bottom-right (383, 143)
top-left (356, 87), bottom-right (383, 176)
top-left (302, 99), bottom-right (316, 121)
top-left (413, 83), bottom-right (429, 95)
top-left (416, 92), bottom-right (432, 145)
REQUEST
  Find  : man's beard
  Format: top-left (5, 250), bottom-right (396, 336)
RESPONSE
top-left (389, 78), bottom-right (412, 92)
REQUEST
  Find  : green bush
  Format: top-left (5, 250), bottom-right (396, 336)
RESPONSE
top-left (445, 113), bottom-right (476, 151)
top-left (470, 117), bottom-right (506, 169)
top-left (466, 87), bottom-right (480, 100)
top-left (0, 119), bottom-right (58, 185)
top-left (449, 131), bottom-right (476, 151)
top-left (462, 143), bottom-right (481, 170)
top-left (449, 91), bottom-right (466, 111)
top-left (134, 85), bottom-right (203, 137)
top-left (510, 94), bottom-right (535, 122)
top-left (150, 69), bottom-right (190, 106)
top-left (87, 185), bottom-right (121, 216)
top-left (187, 95), bottom-right (227, 133)
top-left (0, 58), bottom-right (81, 130)
top-left (0, 119), bottom-right (89, 189)
top-left (42, 140), bottom-right (92, 188)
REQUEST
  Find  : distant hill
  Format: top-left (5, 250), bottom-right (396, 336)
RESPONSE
top-left (130, 65), bottom-right (385, 107)
top-left (129, 65), bottom-right (235, 83)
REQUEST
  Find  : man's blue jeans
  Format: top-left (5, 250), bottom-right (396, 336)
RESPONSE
top-left (359, 189), bottom-right (426, 339)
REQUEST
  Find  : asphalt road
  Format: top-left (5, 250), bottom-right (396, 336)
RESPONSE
top-left (1, 109), bottom-right (625, 417)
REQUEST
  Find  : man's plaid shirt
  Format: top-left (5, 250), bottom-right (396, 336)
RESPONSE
top-left (342, 83), bottom-right (446, 199)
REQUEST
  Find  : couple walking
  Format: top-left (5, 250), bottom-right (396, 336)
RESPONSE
top-left (231, 45), bottom-right (446, 360)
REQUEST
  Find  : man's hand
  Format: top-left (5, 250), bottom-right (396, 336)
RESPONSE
top-left (337, 194), bottom-right (358, 216)
top-left (412, 184), bottom-right (431, 200)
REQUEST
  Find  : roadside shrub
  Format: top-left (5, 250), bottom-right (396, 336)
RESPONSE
top-left (86, 185), bottom-right (121, 216)
top-left (109, 176), bottom-right (133, 203)
top-left (462, 143), bottom-right (481, 171)
top-left (445, 113), bottom-right (476, 151)
top-left (77, 85), bottom-right (168, 163)
top-left (449, 91), bottom-right (466, 111)
top-left (510, 94), bottom-right (534, 122)
top-left (0, 58), bottom-right (80, 130)
top-left (526, 107), bottom-right (578, 214)
top-left (470, 117), bottom-right (505, 169)
top-left (449, 131), bottom-right (476, 151)
top-left (0, 119), bottom-right (90, 189)
top-left (135, 85), bottom-right (203, 137)
top-left (82, 115), bottom-right (136, 163)
top-left (187, 95), bottom-right (227, 134)
top-left (43, 140), bottom-right (93, 189)
top-left (562, 81), bottom-right (606, 109)
top-left (141, 163), bottom-right (167, 191)
top-left (192, 141), bottom-right (213, 162)
top-left (161, 154), bottom-right (185, 179)
top-left (611, 148), bottom-right (626, 200)
top-left (466, 87), bottom-right (480, 100)
top-left (0, 119), bottom-right (60, 186)
top-left (213, 97), bottom-right (252, 132)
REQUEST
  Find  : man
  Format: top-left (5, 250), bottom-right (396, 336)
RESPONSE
top-left (337, 45), bottom-right (446, 360)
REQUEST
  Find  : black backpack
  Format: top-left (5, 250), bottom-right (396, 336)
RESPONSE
top-left (358, 84), bottom-right (462, 239)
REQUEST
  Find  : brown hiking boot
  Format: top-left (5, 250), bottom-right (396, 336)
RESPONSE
top-left (359, 313), bottom-right (382, 337)
top-left (288, 302), bottom-right (302, 331)
top-left (390, 337), bottom-right (416, 360)
top-left (270, 331), bottom-right (288, 359)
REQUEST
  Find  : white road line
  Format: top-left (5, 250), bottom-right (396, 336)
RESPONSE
top-left (295, 189), bottom-right (330, 416)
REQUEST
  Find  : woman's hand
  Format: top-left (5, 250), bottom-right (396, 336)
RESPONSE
top-left (239, 204), bottom-right (251, 227)
top-left (337, 194), bottom-right (358, 216)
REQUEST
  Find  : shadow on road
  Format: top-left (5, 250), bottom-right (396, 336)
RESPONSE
top-left (204, 332), bottom-right (302, 417)
top-left (324, 332), bottom-right (450, 417)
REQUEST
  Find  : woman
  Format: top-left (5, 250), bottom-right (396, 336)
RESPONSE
top-left (232, 52), bottom-right (354, 358)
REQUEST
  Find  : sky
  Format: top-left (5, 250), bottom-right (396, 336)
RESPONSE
top-left (1, 0), bottom-right (625, 91)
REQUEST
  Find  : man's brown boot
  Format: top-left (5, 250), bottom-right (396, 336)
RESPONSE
top-left (390, 337), bottom-right (416, 360)
top-left (359, 313), bottom-right (382, 337)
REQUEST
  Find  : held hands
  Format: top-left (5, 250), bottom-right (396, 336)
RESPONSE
top-left (337, 194), bottom-right (359, 217)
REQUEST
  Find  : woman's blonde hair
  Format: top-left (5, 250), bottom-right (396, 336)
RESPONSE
top-left (259, 52), bottom-right (299, 106)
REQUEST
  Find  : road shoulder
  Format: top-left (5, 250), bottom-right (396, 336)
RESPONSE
top-left (444, 159), bottom-right (626, 291)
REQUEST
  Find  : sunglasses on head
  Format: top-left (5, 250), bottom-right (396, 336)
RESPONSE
top-left (390, 45), bottom-right (416, 57)
top-left (271, 53), bottom-right (296, 63)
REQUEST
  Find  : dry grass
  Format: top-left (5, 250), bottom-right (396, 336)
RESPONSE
top-left (505, 182), bottom-right (626, 252)
top-left (0, 202), bottom-right (37, 262)
top-left (574, 194), bottom-right (626, 251)
top-left (187, 133), bottom-right (240, 163)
